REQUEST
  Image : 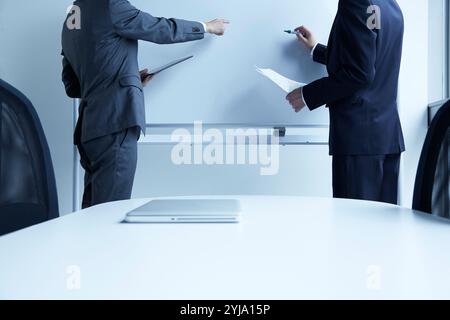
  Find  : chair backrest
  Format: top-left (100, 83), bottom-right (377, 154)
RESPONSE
top-left (0, 79), bottom-right (59, 236)
top-left (413, 100), bottom-right (450, 216)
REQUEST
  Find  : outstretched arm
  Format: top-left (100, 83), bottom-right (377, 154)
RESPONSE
top-left (109, 0), bottom-right (228, 43)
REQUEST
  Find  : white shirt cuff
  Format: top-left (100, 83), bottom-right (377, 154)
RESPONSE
top-left (200, 22), bottom-right (207, 33)
top-left (310, 43), bottom-right (318, 58)
top-left (301, 88), bottom-right (309, 109)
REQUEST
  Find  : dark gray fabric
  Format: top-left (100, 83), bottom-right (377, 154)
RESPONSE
top-left (1, 102), bottom-right (40, 205)
top-left (0, 79), bottom-right (59, 236)
top-left (61, 0), bottom-right (205, 144)
top-left (432, 129), bottom-right (450, 218)
top-left (78, 127), bottom-right (140, 209)
top-left (413, 101), bottom-right (450, 214)
top-left (332, 154), bottom-right (401, 205)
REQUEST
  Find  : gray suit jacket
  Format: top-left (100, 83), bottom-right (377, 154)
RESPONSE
top-left (61, 0), bottom-right (205, 144)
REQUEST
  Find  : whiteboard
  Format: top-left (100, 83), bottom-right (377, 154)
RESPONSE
top-left (136, 0), bottom-right (337, 126)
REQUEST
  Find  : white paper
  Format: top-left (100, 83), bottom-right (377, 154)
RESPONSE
top-left (256, 67), bottom-right (306, 93)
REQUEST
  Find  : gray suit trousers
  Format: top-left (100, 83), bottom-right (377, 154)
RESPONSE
top-left (77, 126), bottom-right (140, 209)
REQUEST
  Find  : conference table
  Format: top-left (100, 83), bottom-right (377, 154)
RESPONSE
top-left (1, 196), bottom-right (450, 300)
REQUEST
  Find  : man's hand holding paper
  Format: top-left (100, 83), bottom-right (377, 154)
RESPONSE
top-left (286, 87), bottom-right (306, 113)
top-left (256, 67), bottom-right (306, 113)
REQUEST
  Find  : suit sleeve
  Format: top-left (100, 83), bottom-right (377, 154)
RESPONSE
top-left (303, 0), bottom-right (377, 110)
top-left (312, 44), bottom-right (328, 65)
top-left (61, 52), bottom-right (81, 99)
top-left (109, 0), bottom-right (205, 44)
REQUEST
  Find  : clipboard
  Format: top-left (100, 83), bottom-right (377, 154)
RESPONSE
top-left (147, 55), bottom-right (194, 77)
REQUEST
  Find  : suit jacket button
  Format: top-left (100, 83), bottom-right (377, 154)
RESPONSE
top-left (193, 27), bottom-right (200, 33)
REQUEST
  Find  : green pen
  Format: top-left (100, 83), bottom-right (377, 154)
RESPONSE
top-left (284, 30), bottom-right (305, 36)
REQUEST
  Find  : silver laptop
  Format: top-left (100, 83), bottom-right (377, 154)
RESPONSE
top-left (124, 199), bottom-right (241, 223)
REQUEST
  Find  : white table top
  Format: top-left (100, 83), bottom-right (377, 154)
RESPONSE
top-left (1, 196), bottom-right (450, 300)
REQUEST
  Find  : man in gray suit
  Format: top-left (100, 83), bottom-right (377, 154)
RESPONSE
top-left (62, 0), bottom-right (228, 208)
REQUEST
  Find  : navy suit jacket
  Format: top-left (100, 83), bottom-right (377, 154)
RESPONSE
top-left (61, 0), bottom-right (205, 144)
top-left (303, 0), bottom-right (406, 156)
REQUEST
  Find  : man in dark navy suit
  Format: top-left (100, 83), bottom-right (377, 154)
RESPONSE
top-left (287, 0), bottom-right (405, 205)
top-left (62, 0), bottom-right (228, 208)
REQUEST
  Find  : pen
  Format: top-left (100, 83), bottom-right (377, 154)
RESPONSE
top-left (284, 30), bottom-right (305, 37)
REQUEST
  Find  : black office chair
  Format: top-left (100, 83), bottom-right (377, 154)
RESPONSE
top-left (413, 100), bottom-right (450, 217)
top-left (0, 79), bottom-right (59, 236)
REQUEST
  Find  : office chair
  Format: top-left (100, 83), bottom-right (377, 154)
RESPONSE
top-left (413, 100), bottom-right (450, 216)
top-left (0, 79), bottom-right (59, 236)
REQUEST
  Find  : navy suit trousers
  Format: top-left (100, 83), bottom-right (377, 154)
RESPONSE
top-left (332, 154), bottom-right (401, 205)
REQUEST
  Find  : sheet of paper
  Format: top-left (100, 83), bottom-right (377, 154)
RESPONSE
top-left (256, 67), bottom-right (306, 93)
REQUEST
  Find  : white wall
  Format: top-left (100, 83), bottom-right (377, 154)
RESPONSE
top-left (397, 0), bottom-right (429, 207)
top-left (428, 0), bottom-right (446, 103)
top-left (0, 1), bottom-right (430, 213)
top-left (0, 2), bottom-right (75, 214)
